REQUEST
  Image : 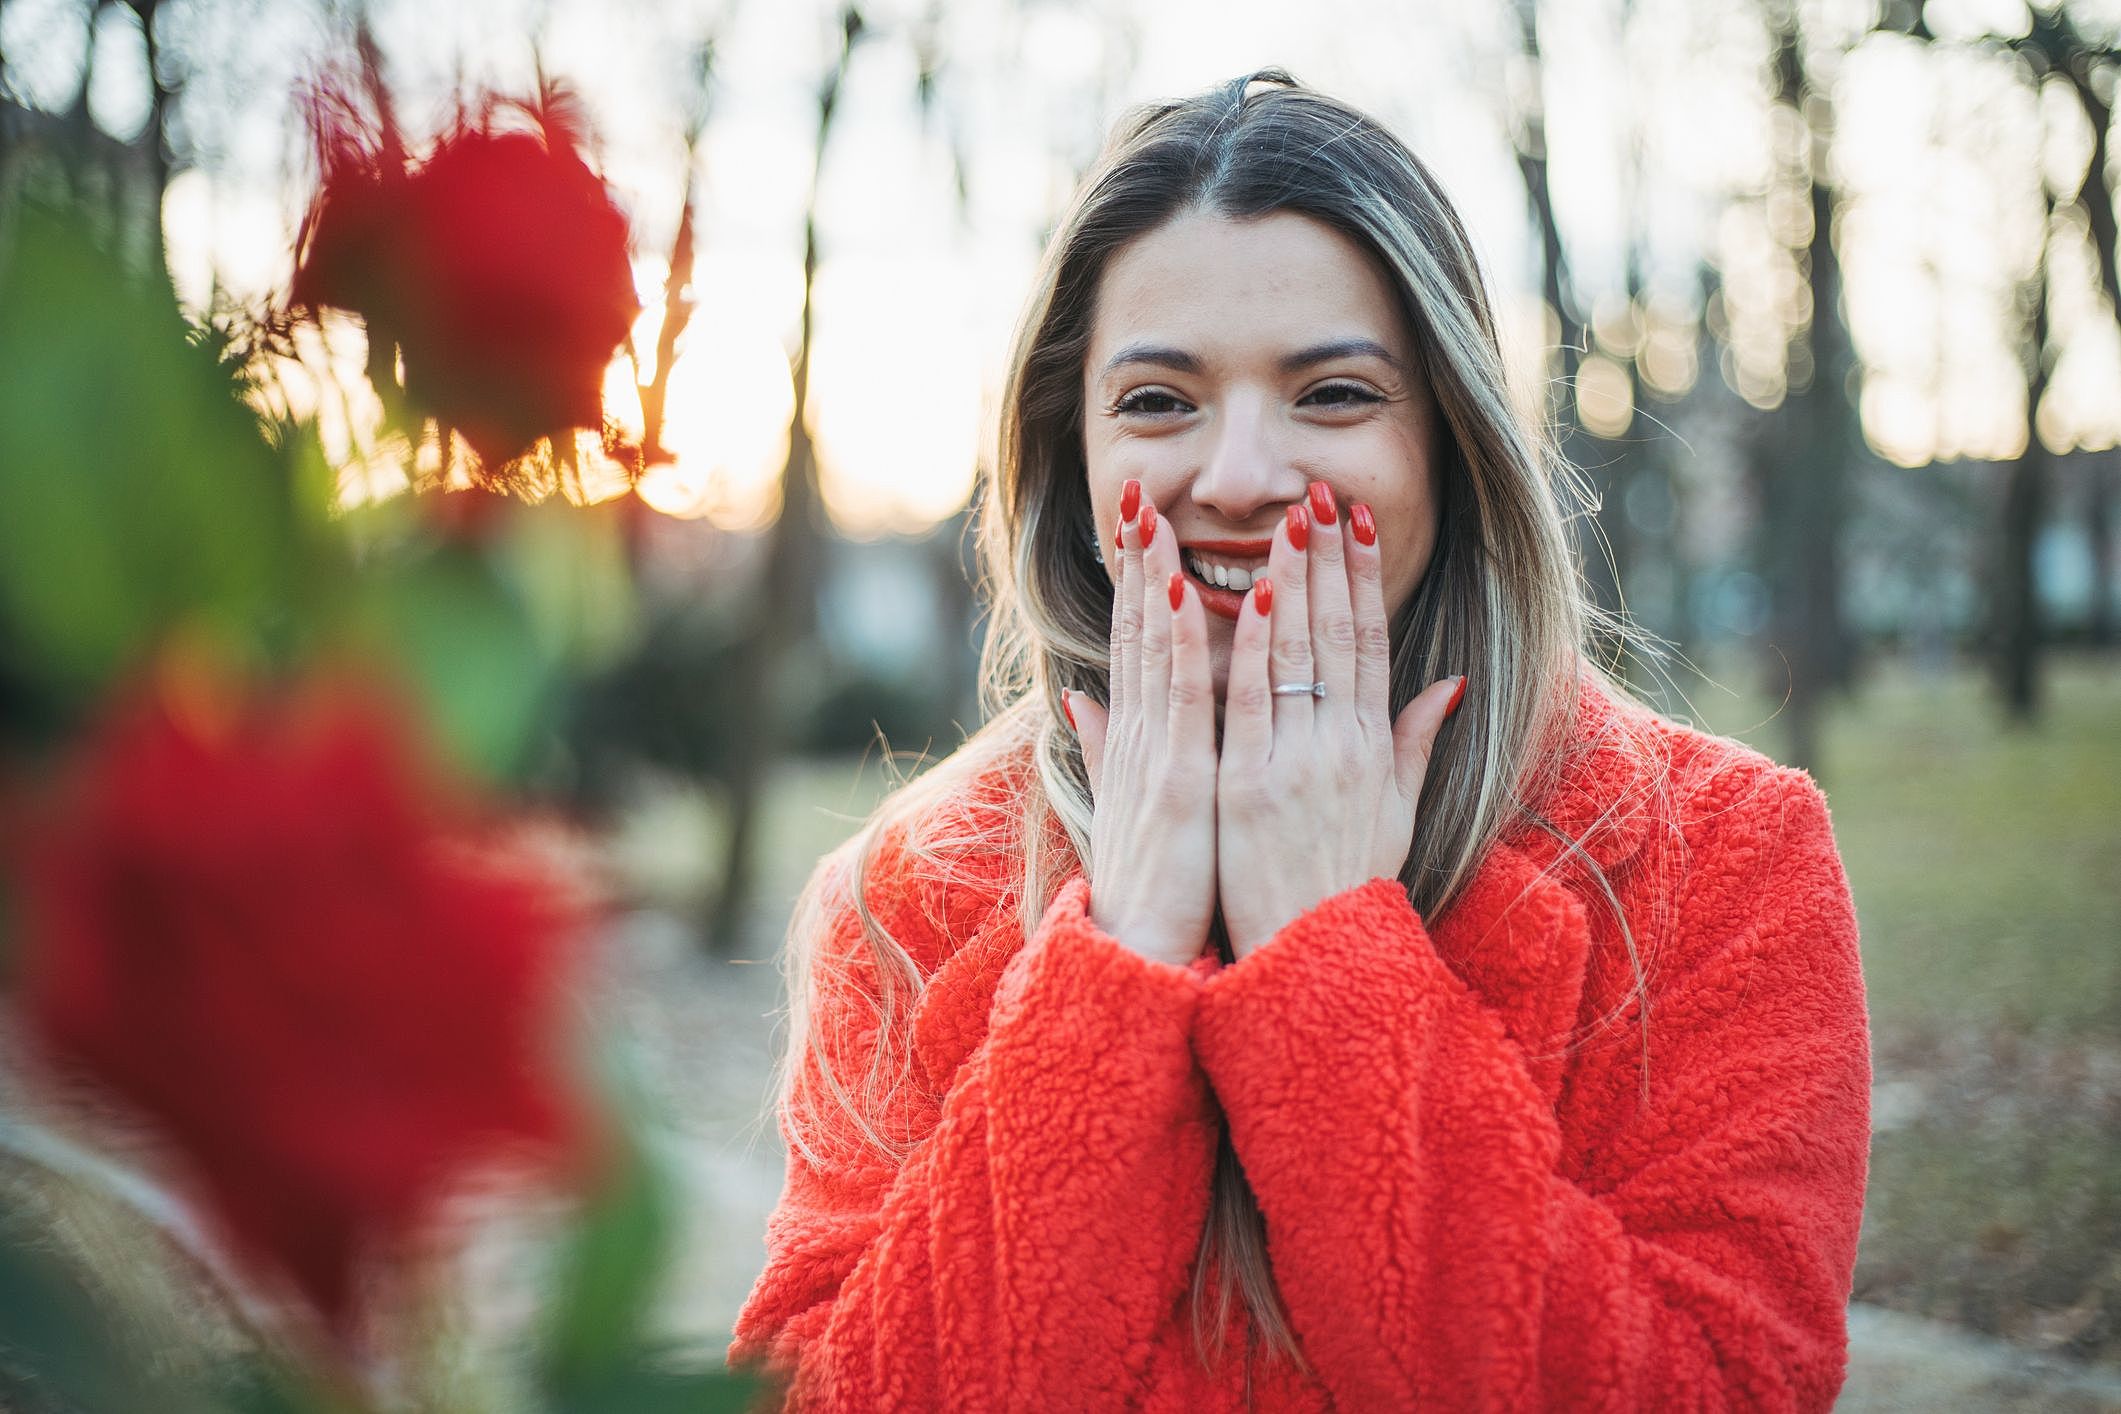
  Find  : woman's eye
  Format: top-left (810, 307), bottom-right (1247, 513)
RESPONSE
top-left (1306, 383), bottom-right (1382, 408)
top-left (1114, 390), bottom-right (1187, 416)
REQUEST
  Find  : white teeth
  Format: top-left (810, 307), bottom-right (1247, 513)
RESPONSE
top-left (1184, 552), bottom-right (1256, 592)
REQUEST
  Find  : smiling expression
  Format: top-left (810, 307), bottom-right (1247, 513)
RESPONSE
top-left (1081, 208), bottom-right (1443, 698)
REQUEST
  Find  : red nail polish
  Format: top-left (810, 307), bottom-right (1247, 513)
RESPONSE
top-left (1168, 570), bottom-right (1184, 610)
top-left (1286, 503), bottom-right (1310, 552)
top-left (1351, 503), bottom-right (1376, 547)
top-left (1445, 675), bottom-right (1467, 718)
top-left (1062, 688), bottom-right (1077, 730)
top-left (1115, 517), bottom-right (1125, 553)
top-left (1141, 502), bottom-right (1158, 548)
top-left (1120, 479), bottom-right (1141, 523)
top-left (1252, 576), bottom-right (1273, 615)
top-left (1308, 481), bottom-right (1337, 525)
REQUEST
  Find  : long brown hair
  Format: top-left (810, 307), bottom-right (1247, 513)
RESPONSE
top-left (766, 68), bottom-right (1658, 1379)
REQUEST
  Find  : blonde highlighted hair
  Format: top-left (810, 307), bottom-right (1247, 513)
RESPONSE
top-left (766, 68), bottom-right (1666, 1380)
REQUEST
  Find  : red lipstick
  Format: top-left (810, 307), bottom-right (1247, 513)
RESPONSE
top-left (1182, 538), bottom-right (1274, 556)
top-left (1178, 537), bottom-right (1274, 621)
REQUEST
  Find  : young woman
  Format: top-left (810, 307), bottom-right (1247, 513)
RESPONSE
top-left (729, 69), bottom-right (1869, 1412)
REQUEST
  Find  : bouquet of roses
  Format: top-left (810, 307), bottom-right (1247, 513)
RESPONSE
top-left (0, 67), bottom-right (766, 1414)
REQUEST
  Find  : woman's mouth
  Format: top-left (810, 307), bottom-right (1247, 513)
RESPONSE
top-left (1182, 544), bottom-right (1271, 621)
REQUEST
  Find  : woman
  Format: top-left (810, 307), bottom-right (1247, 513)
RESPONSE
top-left (729, 69), bottom-right (1869, 1412)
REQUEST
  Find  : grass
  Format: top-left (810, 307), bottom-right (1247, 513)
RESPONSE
top-left (1664, 653), bottom-right (2121, 1045)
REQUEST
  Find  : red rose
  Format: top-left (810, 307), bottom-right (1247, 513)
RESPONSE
top-left (8, 667), bottom-right (596, 1328)
top-left (292, 92), bottom-right (639, 471)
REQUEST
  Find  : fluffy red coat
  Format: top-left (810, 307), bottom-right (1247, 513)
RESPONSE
top-left (730, 672), bottom-right (1871, 1410)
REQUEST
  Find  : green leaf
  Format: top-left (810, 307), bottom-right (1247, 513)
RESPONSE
top-left (542, 1359), bottom-right (773, 1414)
top-left (205, 1352), bottom-right (365, 1414)
top-left (0, 198), bottom-right (306, 709)
top-left (532, 1043), bottom-right (779, 1414)
top-left (536, 1101), bottom-right (675, 1383)
top-left (494, 499), bottom-right (642, 676)
top-left (346, 546), bottom-right (552, 782)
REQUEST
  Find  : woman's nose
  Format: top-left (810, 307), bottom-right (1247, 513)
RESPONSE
top-left (1189, 395), bottom-right (1304, 521)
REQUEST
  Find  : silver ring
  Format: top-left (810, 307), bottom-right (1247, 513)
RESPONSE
top-left (1272, 681), bottom-right (1326, 698)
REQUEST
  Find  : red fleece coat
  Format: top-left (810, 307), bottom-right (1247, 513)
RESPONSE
top-left (729, 672), bottom-right (1872, 1411)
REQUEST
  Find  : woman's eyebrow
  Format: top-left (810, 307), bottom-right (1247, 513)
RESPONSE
top-left (1097, 337), bottom-right (1403, 381)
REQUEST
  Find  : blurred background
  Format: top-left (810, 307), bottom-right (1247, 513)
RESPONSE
top-left (1, 0), bottom-right (2118, 1407)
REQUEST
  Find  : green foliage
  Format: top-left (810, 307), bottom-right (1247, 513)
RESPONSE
top-left (542, 1356), bottom-right (770, 1414)
top-left (344, 542), bottom-right (556, 783)
top-left (537, 1044), bottom-right (774, 1412)
top-left (0, 200), bottom-right (321, 711)
top-left (0, 195), bottom-right (645, 792)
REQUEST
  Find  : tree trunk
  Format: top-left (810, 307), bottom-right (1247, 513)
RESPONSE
top-left (1997, 203), bottom-right (2053, 723)
top-left (1511, 0), bottom-right (1623, 656)
top-left (1747, 9), bottom-right (1858, 776)
top-left (1997, 445), bottom-right (2047, 719)
top-left (2089, 451), bottom-right (2116, 647)
top-left (707, 12), bottom-right (859, 957)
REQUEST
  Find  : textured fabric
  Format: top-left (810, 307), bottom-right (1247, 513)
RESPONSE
top-left (729, 672), bottom-right (1871, 1411)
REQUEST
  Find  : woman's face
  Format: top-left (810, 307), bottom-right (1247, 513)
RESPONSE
top-left (1081, 208), bottom-right (1443, 700)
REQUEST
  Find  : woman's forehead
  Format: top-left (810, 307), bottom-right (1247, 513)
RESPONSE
top-left (1085, 210), bottom-right (1408, 377)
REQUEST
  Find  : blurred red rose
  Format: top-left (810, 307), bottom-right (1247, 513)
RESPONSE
top-left (292, 91), bottom-right (639, 471)
top-left (8, 665), bottom-right (596, 1328)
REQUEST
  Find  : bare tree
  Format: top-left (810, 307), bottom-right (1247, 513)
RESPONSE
top-left (1742, 2), bottom-right (1860, 773)
top-left (1879, 1), bottom-right (2121, 692)
top-left (1510, 0), bottom-right (1626, 659)
top-left (708, 5), bottom-right (864, 955)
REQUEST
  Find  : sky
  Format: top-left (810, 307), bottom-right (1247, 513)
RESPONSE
top-left (6, 0), bottom-right (2121, 532)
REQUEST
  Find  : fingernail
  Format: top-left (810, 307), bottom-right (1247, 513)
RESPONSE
top-left (1168, 570), bottom-right (1184, 610)
top-left (1308, 481), bottom-right (1337, 525)
top-left (1351, 503), bottom-right (1376, 547)
top-left (1062, 688), bottom-right (1077, 731)
top-left (1286, 503), bottom-right (1310, 552)
top-left (1115, 517), bottom-right (1125, 553)
top-left (1140, 502), bottom-right (1158, 548)
top-left (1120, 479), bottom-right (1141, 523)
top-left (1252, 576), bottom-right (1273, 615)
top-left (1445, 675), bottom-right (1467, 718)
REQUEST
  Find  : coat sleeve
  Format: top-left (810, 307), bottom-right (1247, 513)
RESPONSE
top-left (1190, 766), bottom-right (1871, 1412)
top-left (727, 853), bottom-right (1220, 1412)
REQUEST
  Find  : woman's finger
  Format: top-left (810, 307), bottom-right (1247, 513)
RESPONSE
top-left (1346, 501), bottom-right (1392, 735)
top-left (1220, 574), bottom-right (1275, 771)
top-left (1135, 501), bottom-right (1173, 748)
top-left (1391, 674), bottom-right (1465, 811)
top-left (1166, 566), bottom-right (1213, 760)
top-left (1065, 688), bottom-right (1109, 798)
top-left (1110, 477), bottom-right (1143, 728)
top-left (1304, 481), bottom-right (1358, 712)
top-left (1267, 500), bottom-right (1315, 731)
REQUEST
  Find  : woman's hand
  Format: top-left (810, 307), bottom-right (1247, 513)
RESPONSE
top-left (1065, 479), bottom-right (1220, 970)
top-left (1215, 482), bottom-right (1464, 961)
